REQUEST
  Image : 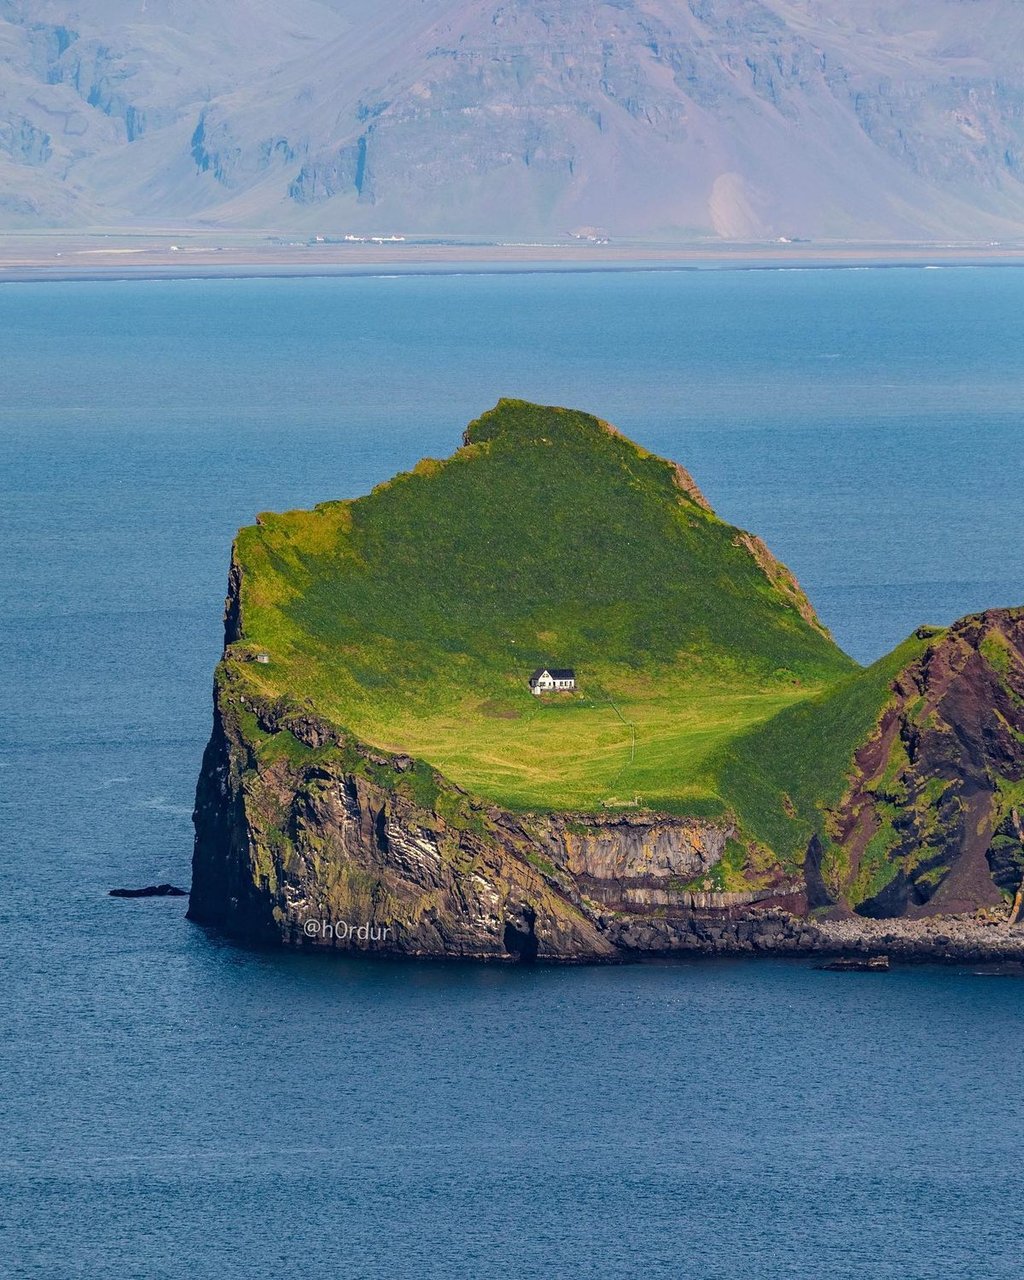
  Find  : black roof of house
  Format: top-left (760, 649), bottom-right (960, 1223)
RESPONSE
top-left (530, 668), bottom-right (575, 681)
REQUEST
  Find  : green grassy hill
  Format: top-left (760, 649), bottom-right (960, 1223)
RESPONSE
top-left (227, 400), bottom-right (884, 835)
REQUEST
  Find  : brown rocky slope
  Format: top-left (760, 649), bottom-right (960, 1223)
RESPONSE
top-left (815, 610), bottom-right (1024, 921)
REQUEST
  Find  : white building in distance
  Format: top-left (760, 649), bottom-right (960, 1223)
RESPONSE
top-left (529, 667), bottom-right (576, 695)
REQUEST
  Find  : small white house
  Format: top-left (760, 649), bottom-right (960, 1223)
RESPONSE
top-left (529, 667), bottom-right (576, 696)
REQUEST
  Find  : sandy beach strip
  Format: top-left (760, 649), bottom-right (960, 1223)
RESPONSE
top-left (2, 233), bottom-right (1024, 283)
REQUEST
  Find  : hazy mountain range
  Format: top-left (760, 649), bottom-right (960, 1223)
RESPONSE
top-left (2, 0), bottom-right (1024, 239)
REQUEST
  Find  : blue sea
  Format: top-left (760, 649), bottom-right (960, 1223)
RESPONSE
top-left (2, 265), bottom-right (1024, 1278)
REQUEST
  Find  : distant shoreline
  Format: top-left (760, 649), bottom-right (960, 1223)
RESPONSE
top-left (2, 237), bottom-right (1024, 284)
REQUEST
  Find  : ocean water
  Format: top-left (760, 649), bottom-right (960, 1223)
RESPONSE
top-left (2, 265), bottom-right (1023, 1278)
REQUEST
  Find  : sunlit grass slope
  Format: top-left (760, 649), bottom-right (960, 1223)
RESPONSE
top-left (714, 634), bottom-right (933, 860)
top-left (230, 400), bottom-right (863, 815)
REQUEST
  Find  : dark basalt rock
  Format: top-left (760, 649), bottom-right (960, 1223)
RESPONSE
top-left (110, 883), bottom-right (188, 898)
top-left (816, 955), bottom-right (890, 972)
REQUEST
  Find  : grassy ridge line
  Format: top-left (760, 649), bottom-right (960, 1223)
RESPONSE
top-left (250, 399), bottom-right (852, 677)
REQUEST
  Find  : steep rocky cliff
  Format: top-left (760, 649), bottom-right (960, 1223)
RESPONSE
top-left (819, 611), bottom-right (1024, 918)
top-left (189, 401), bottom-right (1024, 960)
top-left (190, 675), bottom-right (614, 959)
top-left (189, 669), bottom-right (804, 958)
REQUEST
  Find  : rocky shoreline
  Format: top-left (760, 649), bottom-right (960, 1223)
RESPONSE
top-left (601, 906), bottom-right (1024, 966)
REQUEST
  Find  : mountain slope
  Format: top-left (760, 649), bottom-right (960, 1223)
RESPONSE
top-left (4, 0), bottom-right (1024, 237)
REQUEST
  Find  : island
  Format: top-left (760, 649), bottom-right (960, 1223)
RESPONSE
top-left (189, 400), bottom-right (1024, 962)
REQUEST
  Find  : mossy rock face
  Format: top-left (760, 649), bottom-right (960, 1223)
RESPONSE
top-left (190, 402), bottom-right (1024, 956)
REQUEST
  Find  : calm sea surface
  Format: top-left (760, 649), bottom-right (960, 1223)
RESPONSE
top-left (2, 266), bottom-right (1023, 1278)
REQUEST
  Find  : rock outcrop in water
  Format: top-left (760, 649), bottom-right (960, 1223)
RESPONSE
top-left (189, 401), bottom-right (1024, 962)
top-left (110, 883), bottom-right (187, 898)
